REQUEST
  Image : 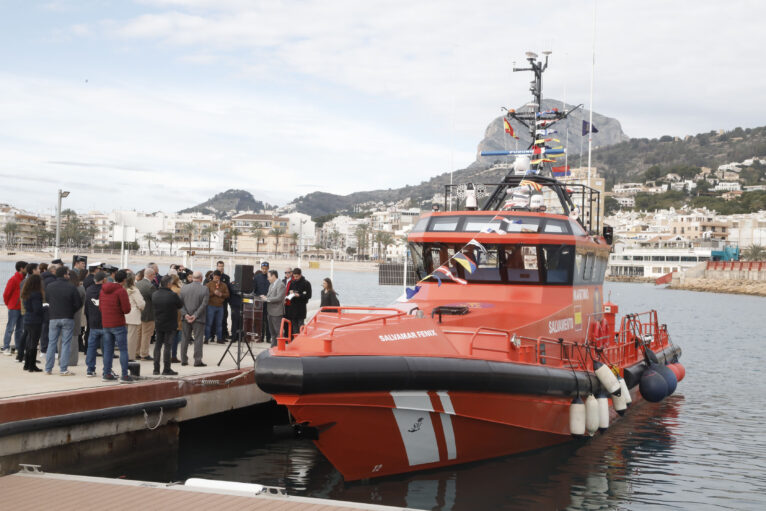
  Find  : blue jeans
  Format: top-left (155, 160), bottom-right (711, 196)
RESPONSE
top-left (205, 305), bottom-right (223, 341)
top-left (45, 318), bottom-right (74, 372)
top-left (86, 328), bottom-right (105, 374)
top-left (3, 309), bottom-right (22, 350)
top-left (103, 326), bottom-right (129, 378)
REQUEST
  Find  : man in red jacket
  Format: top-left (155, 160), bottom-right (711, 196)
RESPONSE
top-left (2, 261), bottom-right (27, 355)
top-left (99, 269), bottom-right (132, 383)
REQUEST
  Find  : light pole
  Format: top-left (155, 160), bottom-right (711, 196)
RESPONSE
top-left (298, 218), bottom-right (307, 262)
top-left (54, 189), bottom-right (70, 259)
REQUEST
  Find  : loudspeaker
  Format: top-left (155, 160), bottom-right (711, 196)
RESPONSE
top-left (234, 264), bottom-right (254, 293)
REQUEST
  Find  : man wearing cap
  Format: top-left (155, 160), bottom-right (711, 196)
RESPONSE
top-left (215, 261), bottom-right (232, 341)
top-left (253, 261), bottom-right (271, 343)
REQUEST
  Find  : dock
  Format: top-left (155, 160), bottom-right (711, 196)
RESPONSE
top-left (0, 339), bottom-right (272, 474)
top-left (0, 467), bottom-right (417, 510)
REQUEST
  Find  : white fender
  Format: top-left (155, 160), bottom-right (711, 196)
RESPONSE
top-left (585, 394), bottom-right (599, 436)
top-left (619, 377), bottom-right (632, 405)
top-left (594, 361), bottom-right (621, 395)
top-left (569, 396), bottom-right (586, 436)
top-left (597, 392), bottom-right (609, 431)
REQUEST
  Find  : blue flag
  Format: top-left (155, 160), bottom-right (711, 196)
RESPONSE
top-left (405, 285), bottom-right (421, 299)
top-left (582, 120), bottom-right (599, 136)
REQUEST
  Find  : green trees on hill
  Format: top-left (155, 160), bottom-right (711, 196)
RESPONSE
top-left (632, 190), bottom-right (766, 215)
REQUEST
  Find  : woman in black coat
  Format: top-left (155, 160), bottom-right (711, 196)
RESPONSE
top-left (320, 278), bottom-right (340, 308)
top-left (21, 274), bottom-right (44, 372)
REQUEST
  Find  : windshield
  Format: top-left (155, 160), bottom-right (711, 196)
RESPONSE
top-left (409, 242), bottom-right (575, 285)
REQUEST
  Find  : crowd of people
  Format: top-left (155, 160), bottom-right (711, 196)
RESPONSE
top-left (2, 258), bottom-right (341, 383)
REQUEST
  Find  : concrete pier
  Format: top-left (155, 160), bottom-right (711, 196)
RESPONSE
top-left (0, 341), bottom-right (272, 475)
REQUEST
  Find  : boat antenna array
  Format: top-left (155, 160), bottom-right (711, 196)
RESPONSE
top-left (481, 51), bottom-right (582, 211)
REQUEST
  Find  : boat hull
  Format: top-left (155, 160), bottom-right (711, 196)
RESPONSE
top-left (281, 390), bottom-right (585, 481)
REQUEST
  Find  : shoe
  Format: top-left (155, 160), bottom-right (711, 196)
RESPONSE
top-left (203, 340), bottom-right (209, 344)
top-left (120, 375), bottom-right (135, 384)
top-left (45, 370), bottom-right (52, 375)
top-left (142, 356), bottom-right (153, 361)
top-left (152, 369), bottom-right (160, 375)
top-left (193, 362), bottom-right (207, 367)
top-left (181, 362), bottom-right (188, 366)
top-left (162, 369), bottom-right (178, 376)
top-left (60, 370), bottom-right (76, 376)
top-left (3, 350), bottom-right (13, 356)
top-left (216, 340), bottom-right (225, 344)
top-left (28, 366), bottom-right (42, 373)
top-left (102, 373), bottom-right (117, 382)
top-left (171, 357), bottom-right (181, 363)
top-left (87, 371), bottom-right (96, 377)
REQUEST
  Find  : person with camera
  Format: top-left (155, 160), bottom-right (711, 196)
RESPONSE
top-left (204, 270), bottom-right (229, 344)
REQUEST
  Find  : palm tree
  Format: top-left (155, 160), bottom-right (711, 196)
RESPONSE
top-left (373, 230), bottom-right (394, 260)
top-left (270, 227), bottom-right (285, 256)
top-left (252, 227), bottom-right (265, 254)
top-left (227, 228), bottom-right (242, 254)
top-left (201, 225), bottom-right (216, 253)
top-left (181, 222), bottom-right (196, 251)
top-left (744, 244), bottom-right (765, 261)
top-left (354, 224), bottom-right (370, 259)
top-left (3, 221), bottom-right (18, 248)
top-left (161, 232), bottom-right (175, 254)
top-left (291, 232), bottom-right (299, 256)
top-left (143, 233), bottom-right (158, 255)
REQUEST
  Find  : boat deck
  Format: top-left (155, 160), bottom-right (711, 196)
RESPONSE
top-left (0, 469), bottom-right (416, 510)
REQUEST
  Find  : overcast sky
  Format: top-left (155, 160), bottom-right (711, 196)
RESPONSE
top-left (1, 1), bottom-right (763, 214)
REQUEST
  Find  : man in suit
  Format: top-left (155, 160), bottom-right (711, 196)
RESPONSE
top-left (260, 270), bottom-right (286, 347)
top-left (215, 261), bottom-right (232, 341)
top-left (180, 271), bottom-right (209, 367)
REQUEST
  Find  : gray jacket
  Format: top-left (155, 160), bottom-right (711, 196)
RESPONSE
top-left (180, 281), bottom-right (209, 324)
top-left (264, 279), bottom-right (285, 317)
top-left (135, 279), bottom-right (156, 322)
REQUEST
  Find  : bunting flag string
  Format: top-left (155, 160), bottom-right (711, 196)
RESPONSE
top-left (434, 266), bottom-right (467, 285)
top-left (519, 180), bottom-right (543, 191)
top-left (534, 138), bottom-right (560, 145)
top-left (536, 129), bottom-right (558, 135)
top-left (453, 253), bottom-right (477, 274)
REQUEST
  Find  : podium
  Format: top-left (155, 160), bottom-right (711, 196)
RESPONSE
top-left (242, 294), bottom-right (263, 342)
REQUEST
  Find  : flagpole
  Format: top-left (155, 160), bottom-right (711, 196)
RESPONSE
top-left (587, 0), bottom-right (597, 185)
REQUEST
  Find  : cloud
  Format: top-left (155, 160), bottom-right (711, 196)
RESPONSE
top-left (99, 0), bottom-right (766, 139)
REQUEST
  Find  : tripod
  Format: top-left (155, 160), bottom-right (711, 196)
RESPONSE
top-left (217, 293), bottom-right (257, 369)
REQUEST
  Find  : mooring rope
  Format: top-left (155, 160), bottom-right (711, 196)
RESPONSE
top-left (143, 407), bottom-right (164, 430)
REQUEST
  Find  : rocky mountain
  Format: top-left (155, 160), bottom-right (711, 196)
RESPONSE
top-left (291, 98), bottom-right (629, 218)
top-left (474, 99), bottom-right (630, 168)
top-left (179, 189), bottom-right (273, 217)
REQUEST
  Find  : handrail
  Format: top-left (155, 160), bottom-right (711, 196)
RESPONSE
top-left (276, 318), bottom-right (293, 351)
top-left (304, 306), bottom-right (406, 335)
top-left (327, 310), bottom-right (407, 338)
top-left (469, 327), bottom-right (512, 359)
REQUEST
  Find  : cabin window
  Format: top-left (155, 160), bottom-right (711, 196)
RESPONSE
top-left (411, 217), bottom-right (430, 233)
top-left (542, 219), bottom-right (571, 234)
top-left (463, 216), bottom-right (497, 231)
top-left (430, 217), bottom-right (460, 232)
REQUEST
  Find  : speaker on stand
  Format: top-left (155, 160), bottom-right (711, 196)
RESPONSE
top-left (219, 264), bottom-right (258, 369)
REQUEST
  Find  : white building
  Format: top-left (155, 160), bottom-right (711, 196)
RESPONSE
top-left (283, 212), bottom-right (316, 256)
top-left (713, 181), bottom-right (741, 192)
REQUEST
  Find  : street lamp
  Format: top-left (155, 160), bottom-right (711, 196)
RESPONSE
top-left (54, 189), bottom-right (70, 259)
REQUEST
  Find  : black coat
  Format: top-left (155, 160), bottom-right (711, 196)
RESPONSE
top-left (320, 290), bottom-right (340, 307)
top-left (46, 278), bottom-right (83, 320)
top-left (23, 291), bottom-right (44, 324)
top-left (41, 271), bottom-right (56, 289)
top-left (253, 271), bottom-right (270, 295)
top-left (85, 283), bottom-right (103, 329)
top-left (83, 273), bottom-right (95, 290)
top-left (152, 288), bottom-right (182, 332)
top-left (285, 276), bottom-right (312, 320)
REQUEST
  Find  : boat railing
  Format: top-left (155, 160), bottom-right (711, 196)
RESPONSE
top-left (616, 310), bottom-right (667, 365)
top-left (301, 306), bottom-right (408, 352)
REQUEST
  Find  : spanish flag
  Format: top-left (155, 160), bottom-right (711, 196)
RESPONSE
top-left (503, 118), bottom-right (519, 139)
top-left (520, 179), bottom-right (543, 191)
